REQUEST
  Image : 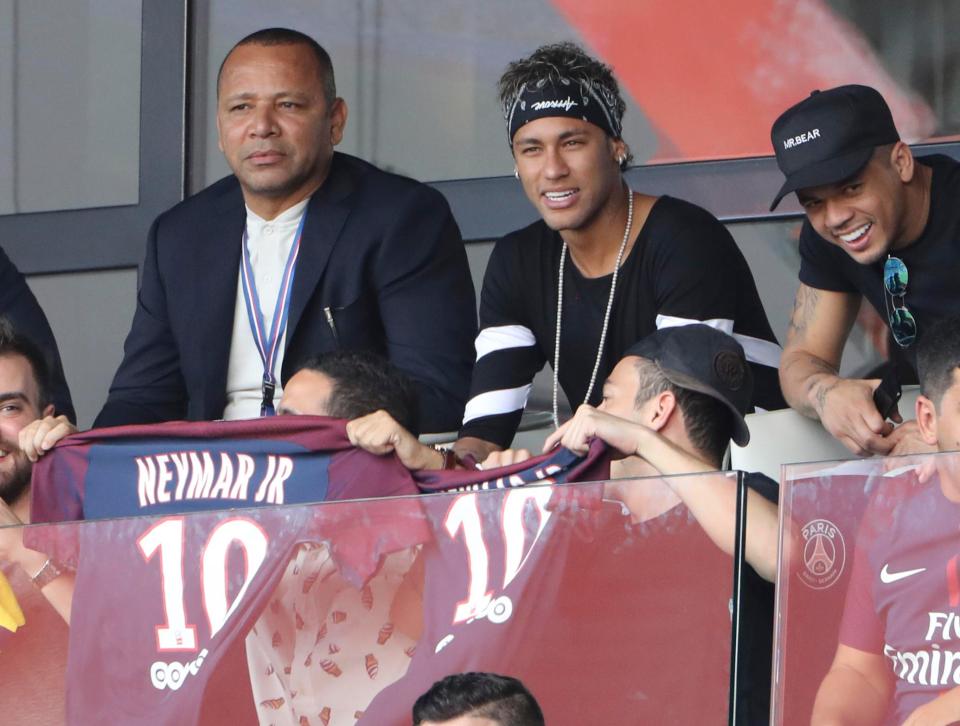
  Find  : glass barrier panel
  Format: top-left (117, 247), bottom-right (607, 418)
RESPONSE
top-left (774, 453), bottom-right (960, 725)
top-left (0, 470), bottom-right (752, 725)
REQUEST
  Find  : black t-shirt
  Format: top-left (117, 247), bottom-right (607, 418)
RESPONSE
top-left (462, 195), bottom-right (785, 447)
top-left (799, 154), bottom-right (960, 368)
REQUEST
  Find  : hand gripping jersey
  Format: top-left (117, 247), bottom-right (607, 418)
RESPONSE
top-left (29, 417), bottom-right (422, 523)
top-left (25, 417), bottom-right (428, 726)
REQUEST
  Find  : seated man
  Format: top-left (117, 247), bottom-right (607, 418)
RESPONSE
top-left (96, 27), bottom-right (475, 433)
top-left (359, 325), bottom-right (778, 582)
top-left (812, 314), bottom-right (960, 724)
top-left (542, 324), bottom-right (779, 582)
top-left (455, 41), bottom-right (784, 463)
top-left (278, 349), bottom-right (420, 434)
top-left (349, 325), bottom-right (779, 722)
top-left (247, 350), bottom-right (427, 722)
top-left (413, 672), bottom-right (545, 726)
top-left (0, 318), bottom-right (73, 721)
top-left (772, 84), bottom-right (960, 457)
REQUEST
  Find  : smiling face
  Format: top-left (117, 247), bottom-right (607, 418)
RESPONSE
top-left (796, 144), bottom-right (915, 265)
top-left (511, 116), bottom-right (625, 235)
top-left (217, 42), bottom-right (347, 216)
top-left (0, 354), bottom-right (50, 506)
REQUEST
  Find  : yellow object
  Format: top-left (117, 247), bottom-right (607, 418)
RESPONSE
top-left (0, 570), bottom-right (25, 633)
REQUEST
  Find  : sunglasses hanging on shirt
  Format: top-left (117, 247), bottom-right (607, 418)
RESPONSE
top-left (882, 255), bottom-right (917, 348)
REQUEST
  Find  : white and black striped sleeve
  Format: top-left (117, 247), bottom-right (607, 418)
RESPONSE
top-left (459, 244), bottom-right (546, 447)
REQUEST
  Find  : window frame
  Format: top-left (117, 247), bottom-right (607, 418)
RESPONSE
top-left (0, 0), bottom-right (188, 276)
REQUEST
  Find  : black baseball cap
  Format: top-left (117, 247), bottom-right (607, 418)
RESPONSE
top-left (769, 84), bottom-right (900, 211)
top-left (623, 325), bottom-right (753, 446)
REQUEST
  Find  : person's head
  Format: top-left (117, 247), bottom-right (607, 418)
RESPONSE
top-left (0, 318), bottom-right (54, 506)
top-left (599, 325), bottom-right (753, 466)
top-left (412, 672), bottom-right (545, 726)
top-left (498, 42), bottom-right (630, 234)
top-left (216, 28), bottom-right (347, 213)
top-left (769, 85), bottom-right (925, 265)
top-left (916, 316), bottom-right (960, 452)
top-left (279, 350), bottom-right (420, 435)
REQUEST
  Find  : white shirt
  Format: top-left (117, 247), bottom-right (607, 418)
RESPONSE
top-left (223, 198), bottom-right (310, 420)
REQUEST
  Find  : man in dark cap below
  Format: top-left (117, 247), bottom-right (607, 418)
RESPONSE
top-left (365, 323), bottom-right (780, 723)
top-left (542, 323), bottom-right (779, 724)
top-left (773, 84), bottom-right (960, 457)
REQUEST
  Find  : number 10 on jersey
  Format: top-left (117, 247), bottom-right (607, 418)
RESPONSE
top-left (137, 516), bottom-right (269, 652)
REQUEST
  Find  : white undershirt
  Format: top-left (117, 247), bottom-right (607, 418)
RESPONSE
top-left (223, 198), bottom-right (310, 420)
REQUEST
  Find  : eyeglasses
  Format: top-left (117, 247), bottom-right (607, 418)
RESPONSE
top-left (883, 255), bottom-right (917, 347)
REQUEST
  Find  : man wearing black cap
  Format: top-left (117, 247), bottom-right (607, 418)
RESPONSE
top-left (544, 323), bottom-right (779, 723)
top-left (454, 42), bottom-right (785, 464)
top-left (545, 324), bottom-right (778, 580)
top-left (772, 84), bottom-right (960, 456)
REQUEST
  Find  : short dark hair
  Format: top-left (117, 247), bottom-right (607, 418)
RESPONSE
top-left (217, 27), bottom-right (336, 105)
top-left (288, 350), bottom-right (420, 435)
top-left (634, 358), bottom-right (733, 465)
top-left (917, 315), bottom-right (960, 407)
top-left (413, 672), bottom-right (545, 726)
top-left (497, 41), bottom-right (632, 168)
top-left (0, 316), bottom-right (52, 411)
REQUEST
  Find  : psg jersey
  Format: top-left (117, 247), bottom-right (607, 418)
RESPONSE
top-left (239, 443), bottom-right (612, 726)
top-left (840, 473), bottom-right (960, 725)
top-left (361, 452), bottom-right (735, 724)
top-left (25, 417), bottom-right (427, 726)
top-left (29, 416), bottom-right (420, 524)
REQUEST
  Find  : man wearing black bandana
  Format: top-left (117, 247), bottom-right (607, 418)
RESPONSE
top-left (455, 42), bottom-right (784, 462)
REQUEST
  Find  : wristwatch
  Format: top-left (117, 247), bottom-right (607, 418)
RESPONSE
top-left (30, 558), bottom-right (63, 589)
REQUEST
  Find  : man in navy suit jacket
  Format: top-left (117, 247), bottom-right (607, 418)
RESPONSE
top-left (96, 28), bottom-right (476, 433)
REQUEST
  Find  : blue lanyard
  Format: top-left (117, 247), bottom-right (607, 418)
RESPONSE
top-left (239, 211), bottom-right (306, 416)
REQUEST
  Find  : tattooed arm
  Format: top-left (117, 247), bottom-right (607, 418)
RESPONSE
top-left (779, 284), bottom-right (895, 456)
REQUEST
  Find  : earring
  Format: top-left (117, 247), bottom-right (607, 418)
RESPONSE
top-left (514, 167), bottom-right (519, 180)
top-left (617, 154), bottom-right (626, 165)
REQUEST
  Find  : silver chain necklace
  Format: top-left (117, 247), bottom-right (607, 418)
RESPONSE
top-left (552, 186), bottom-right (634, 428)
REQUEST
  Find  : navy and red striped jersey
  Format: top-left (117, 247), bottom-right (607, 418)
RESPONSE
top-left (24, 420), bottom-right (612, 725)
top-left (26, 418), bottom-right (427, 726)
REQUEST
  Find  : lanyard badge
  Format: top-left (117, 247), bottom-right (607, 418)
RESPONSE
top-left (239, 211), bottom-right (307, 416)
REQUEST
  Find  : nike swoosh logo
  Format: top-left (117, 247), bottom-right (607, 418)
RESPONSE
top-left (880, 564), bottom-right (927, 584)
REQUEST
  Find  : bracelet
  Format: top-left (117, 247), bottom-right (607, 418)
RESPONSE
top-left (438, 448), bottom-right (461, 470)
top-left (30, 558), bottom-right (62, 589)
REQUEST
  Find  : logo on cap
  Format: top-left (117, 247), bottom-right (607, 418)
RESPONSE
top-left (713, 351), bottom-right (746, 391)
top-left (782, 128), bottom-right (821, 150)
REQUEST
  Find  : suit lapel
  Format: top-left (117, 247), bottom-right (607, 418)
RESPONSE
top-left (198, 182), bottom-right (246, 414)
top-left (286, 155), bottom-right (357, 342)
